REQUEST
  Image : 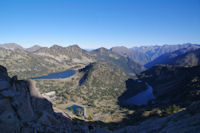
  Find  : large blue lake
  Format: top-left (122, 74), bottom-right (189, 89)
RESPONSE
top-left (31, 70), bottom-right (76, 79)
top-left (126, 82), bottom-right (155, 106)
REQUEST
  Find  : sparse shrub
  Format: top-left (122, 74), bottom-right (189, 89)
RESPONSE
top-left (88, 115), bottom-right (93, 120)
top-left (165, 104), bottom-right (181, 114)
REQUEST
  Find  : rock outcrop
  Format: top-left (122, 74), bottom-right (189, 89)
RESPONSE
top-left (0, 65), bottom-right (72, 133)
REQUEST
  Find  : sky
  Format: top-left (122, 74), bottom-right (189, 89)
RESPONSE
top-left (0, 0), bottom-right (200, 49)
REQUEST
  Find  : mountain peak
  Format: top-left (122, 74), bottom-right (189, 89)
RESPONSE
top-left (0, 43), bottom-right (24, 50)
top-left (51, 44), bottom-right (63, 48)
top-left (66, 44), bottom-right (82, 50)
top-left (68, 44), bottom-right (80, 48)
top-left (111, 46), bottom-right (128, 50)
top-left (93, 47), bottom-right (109, 53)
top-left (111, 46), bottom-right (129, 54)
top-left (26, 45), bottom-right (43, 52)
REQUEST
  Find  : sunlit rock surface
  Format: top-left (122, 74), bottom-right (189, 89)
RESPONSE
top-left (0, 65), bottom-right (72, 132)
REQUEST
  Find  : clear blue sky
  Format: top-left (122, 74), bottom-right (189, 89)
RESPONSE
top-left (0, 0), bottom-right (200, 49)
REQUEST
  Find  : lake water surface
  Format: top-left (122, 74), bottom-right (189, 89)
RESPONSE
top-left (31, 70), bottom-right (76, 79)
top-left (126, 82), bottom-right (155, 105)
top-left (67, 105), bottom-right (84, 116)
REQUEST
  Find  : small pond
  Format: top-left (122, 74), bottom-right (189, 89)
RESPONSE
top-left (67, 105), bottom-right (84, 116)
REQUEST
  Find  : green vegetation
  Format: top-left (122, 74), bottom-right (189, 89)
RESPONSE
top-left (165, 104), bottom-right (181, 114)
top-left (34, 62), bottom-right (130, 122)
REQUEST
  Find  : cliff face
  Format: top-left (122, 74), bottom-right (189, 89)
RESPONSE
top-left (0, 65), bottom-right (72, 133)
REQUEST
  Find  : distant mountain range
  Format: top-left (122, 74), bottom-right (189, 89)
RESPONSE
top-left (145, 47), bottom-right (200, 68)
top-left (111, 46), bottom-right (151, 65)
top-left (111, 43), bottom-right (200, 65)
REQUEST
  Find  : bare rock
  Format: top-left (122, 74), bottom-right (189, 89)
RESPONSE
top-left (0, 80), bottom-right (10, 90)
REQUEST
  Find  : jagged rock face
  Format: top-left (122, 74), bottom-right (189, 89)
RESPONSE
top-left (0, 65), bottom-right (72, 133)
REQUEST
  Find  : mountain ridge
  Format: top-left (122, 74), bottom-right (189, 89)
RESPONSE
top-left (145, 47), bottom-right (200, 68)
top-left (111, 43), bottom-right (200, 65)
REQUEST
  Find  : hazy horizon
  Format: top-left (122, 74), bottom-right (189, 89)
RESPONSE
top-left (1, 42), bottom-right (199, 50)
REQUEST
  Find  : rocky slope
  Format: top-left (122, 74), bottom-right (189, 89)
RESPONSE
top-left (0, 48), bottom-right (71, 79)
top-left (0, 45), bottom-right (95, 79)
top-left (33, 44), bottom-right (95, 72)
top-left (111, 46), bottom-right (151, 65)
top-left (115, 100), bottom-right (200, 133)
top-left (34, 45), bottom-right (94, 64)
top-left (0, 65), bottom-right (72, 132)
top-left (92, 47), bottom-right (145, 74)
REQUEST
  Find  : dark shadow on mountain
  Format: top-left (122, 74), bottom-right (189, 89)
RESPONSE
top-left (117, 79), bottom-right (147, 108)
top-left (78, 63), bottom-right (94, 86)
